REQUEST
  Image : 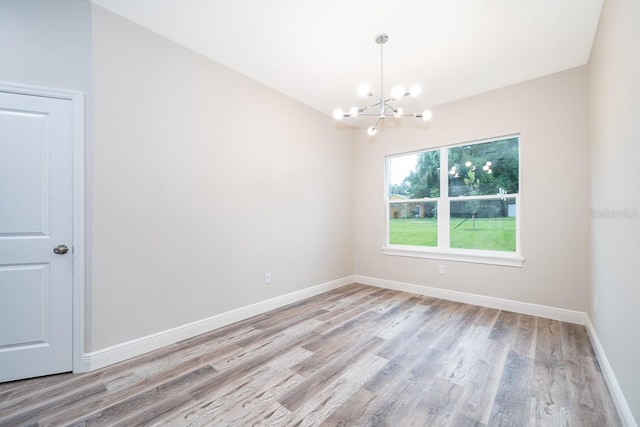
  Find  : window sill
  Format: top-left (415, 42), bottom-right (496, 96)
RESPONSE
top-left (381, 245), bottom-right (525, 267)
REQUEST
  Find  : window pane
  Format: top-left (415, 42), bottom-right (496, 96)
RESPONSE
top-left (389, 201), bottom-right (438, 246)
top-left (448, 137), bottom-right (519, 197)
top-left (388, 150), bottom-right (440, 198)
top-left (450, 199), bottom-right (516, 252)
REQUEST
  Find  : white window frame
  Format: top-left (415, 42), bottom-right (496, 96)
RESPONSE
top-left (382, 135), bottom-right (524, 267)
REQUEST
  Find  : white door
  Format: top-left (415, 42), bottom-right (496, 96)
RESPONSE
top-left (0, 90), bottom-right (73, 382)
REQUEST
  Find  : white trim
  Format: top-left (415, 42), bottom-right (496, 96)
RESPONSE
top-left (353, 275), bottom-right (585, 324)
top-left (80, 276), bottom-right (354, 372)
top-left (585, 317), bottom-right (638, 427)
top-left (0, 82), bottom-right (83, 101)
top-left (382, 246), bottom-right (525, 267)
top-left (71, 92), bottom-right (86, 374)
top-left (0, 82), bottom-right (87, 375)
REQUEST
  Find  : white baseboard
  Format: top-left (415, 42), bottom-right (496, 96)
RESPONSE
top-left (81, 274), bottom-right (586, 372)
top-left (353, 275), bottom-right (587, 325)
top-left (81, 274), bottom-right (634, 426)
top-left (80, 276), bottom-right (354, 372)
top-left (585, 317), bottom-right (638, 427)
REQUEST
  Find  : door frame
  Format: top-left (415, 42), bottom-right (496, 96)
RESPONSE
top-left (0, 81), bottom-right (86, 374)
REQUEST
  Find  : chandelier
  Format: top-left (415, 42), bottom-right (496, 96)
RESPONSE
top-left (333, 33), bottom-right (432, 136)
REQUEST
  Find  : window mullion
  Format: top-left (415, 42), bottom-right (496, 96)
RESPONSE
top-left (438, 146), bottom-right (449, 250)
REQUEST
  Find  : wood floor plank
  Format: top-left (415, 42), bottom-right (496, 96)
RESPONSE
top-left (532, 318), bottom-right (572, 419)
top-left (535, 318), bottom-right (564, 364)
top-left (437, 324), bottom-right (492, 386)
top-left (171, 366), bottom-right (301, 426)
top-left (488, 350), bottom-right (535, 426)
top-left (446, 412), bottom-right (488, 427)
top-left (318, 386), bottom-right (376, 427)
top-left (561, 321), bottom-right (595, 367)
top-left (0, 372), bottom-right (74, 403)
top-left (0, 371), bottom-right (107, 416)
top-left (471, 305), bottom-right (501, 328)
top-left (38, 350), bottom-right (227, 426)
top-left (69, 365), bottom-right (217, 426)
top-left (0, 283), bottom-right (622, 427)
top-left (283, 353), bottom-right (387, 426)
top-left (374, 302), bottom-right (431, 340)
top-left (278, 335), bottom-right (385, 412)
top-left (187, 333), bottom-right (313, 402)
top-left (565, 360), bottom-right (620, 427)
top-left (211, 319), bottom-right (321, 372)
top-left (489, 310), bottom-right (520, 343)
top-left (395, 377), bottom-right (463, 426)
top-left (180, 347), bottom-right (312, 425)
top-left (533, 359), bottom-right (570, 413)
top-left (447, 336), bottom-right (508, 425)
top-left (300, 310), bottom-right (379, 354)
top-left (529, 397), bottom-right (570, 427)
top-left (109, 392), bottom-right (196, 427)
top-left (0, 382), bottom-right (107, 427)
top-left (512, 314), bottom-right (538, 358)
top-left (356, 346), bottom-right (446, 425)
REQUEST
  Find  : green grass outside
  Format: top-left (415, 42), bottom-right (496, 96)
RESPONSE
top-left (389, 218), bottom-right (438, 247)
top-left (389, 217), bottom-right (516, 252)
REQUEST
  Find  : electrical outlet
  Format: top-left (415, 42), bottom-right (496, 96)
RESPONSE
top-left (439, 265), bottom-right (446, 275)
top-left (264, 273), bottom-right (271, 284)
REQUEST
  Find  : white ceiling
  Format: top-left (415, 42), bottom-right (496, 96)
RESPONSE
top-left (91, 0), bottom-right (603, 121)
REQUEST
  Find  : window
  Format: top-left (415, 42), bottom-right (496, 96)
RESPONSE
top-left (384, 135), bottom-right (522, 267)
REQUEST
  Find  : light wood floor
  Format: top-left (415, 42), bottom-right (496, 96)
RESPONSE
top-left (0, 283), bottom-right (621, 426)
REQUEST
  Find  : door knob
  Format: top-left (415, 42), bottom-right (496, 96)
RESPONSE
top-left (53, 245), bottom-right (69, 255)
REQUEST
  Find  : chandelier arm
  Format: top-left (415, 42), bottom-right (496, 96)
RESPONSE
top-left (359, 101), bottom-right (383, 113)
top-left (384, 102), bottom-right (397, 114)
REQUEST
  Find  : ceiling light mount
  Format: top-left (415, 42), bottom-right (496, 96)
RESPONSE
top-left (333, 33), bottom-right (432, 136)
top-left (375, 33), bottom-right (389, 45)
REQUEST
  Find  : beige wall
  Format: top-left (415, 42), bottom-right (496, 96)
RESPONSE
top-left (589, 0), bottom-right (640, 421)
top-left (90, 7), bottom-right (353, 350)
top-left (354, 67), bottom-right (590, 311)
